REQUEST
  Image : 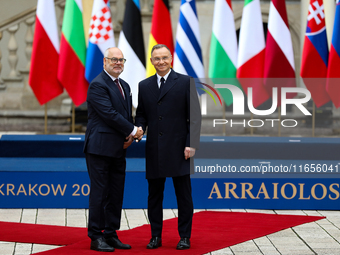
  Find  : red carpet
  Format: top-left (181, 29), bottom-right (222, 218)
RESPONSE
top-left (0, 211), bottom-right (324, 254)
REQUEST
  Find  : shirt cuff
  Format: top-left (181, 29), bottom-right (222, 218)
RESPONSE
top-left (131, 126), bottom-right (137, 136)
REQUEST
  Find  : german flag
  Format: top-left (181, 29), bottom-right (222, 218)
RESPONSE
top-left (146, 0), bottom-right (174, 77)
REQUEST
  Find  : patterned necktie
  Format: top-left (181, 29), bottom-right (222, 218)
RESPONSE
top-left (114, 79), bottom-right (124, 99)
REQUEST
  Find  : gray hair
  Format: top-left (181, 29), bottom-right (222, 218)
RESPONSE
top-left (151, 44), bottom-right (171, 55)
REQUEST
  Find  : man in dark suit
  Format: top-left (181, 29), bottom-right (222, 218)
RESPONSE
top-left (135, 44), bottom-right (201, 250)
top-left (84, 47), bottom-right (143, 252)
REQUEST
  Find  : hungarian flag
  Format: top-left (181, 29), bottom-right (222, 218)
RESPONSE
top-left (300, 0), bottom-right (330, 108)
top-left (118, 0), bottom-right (145, 108)
top-left (29, 0), bottom-right (63, 105)
top-left (237, 0), bottom-right (269, 108)
top-left (85, 0), bottom-right (115, 84)
top-left (208, 0), bottom-right (240, 106)
top-left (58, 0), bottom-right (88, 106)
top-left (146, 0), bottom-right (174, 77)
top-left (264, 0), bottom-right (296, 105)
top-left (326, 0), bottom-right (340, 108)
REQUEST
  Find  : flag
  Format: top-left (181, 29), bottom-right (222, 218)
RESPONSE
top-left (146, 0), bottom-right (174, 77)
top-left (58, 0), bottom-right (88, 106)
top-left (326, 0), bottom-right (340, 108)
top-left (29, 0), bottom-right (63, 105)
top-left (118, 0), bottom-right (145, 108)
top-left (208, 0), bottom-right (240, 106)
top-left (173, 0), bottom-right (204, 79)
top-left (85, 0), bottom-right (115, 84)
top-left (300, 0), bottom-right (330, 108)
top-left (264, 0), bottom-right (296, 105)
top-left (237, 0), bottom-right (269, 108)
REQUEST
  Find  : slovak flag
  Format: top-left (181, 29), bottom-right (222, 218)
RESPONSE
top-left (326, 0), bottom-right (340, 108)
top-left (300, 0), bottom-right (330, 107)
top-left (85, 0), bottom-right (115, 83)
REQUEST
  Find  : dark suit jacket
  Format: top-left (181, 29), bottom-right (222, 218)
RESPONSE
top-left (135, 69), bottom-right (201, 179)
top-left (83, 70), bottom-right (134, 158)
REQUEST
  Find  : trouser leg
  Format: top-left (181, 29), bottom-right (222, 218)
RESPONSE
top-left (104, 157), bottom-right (126, 238)
top-left (147, 178), bottom-right (166, 237)
top-left (173, 175), bottom-right (193, 238)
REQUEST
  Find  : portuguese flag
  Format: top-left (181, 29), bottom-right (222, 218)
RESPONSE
top-left (58, 0), bottom-right (88, 106)
top-left (146, 0), bottom-right (174, 77)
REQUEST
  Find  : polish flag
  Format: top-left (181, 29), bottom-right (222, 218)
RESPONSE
top-left (29, 0), bottom-right (63, 105)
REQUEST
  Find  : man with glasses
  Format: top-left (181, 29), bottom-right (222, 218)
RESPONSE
top-left (135, 44), bottom-right (201, 250)
top-left (84, 47), bottom-right (143, 252)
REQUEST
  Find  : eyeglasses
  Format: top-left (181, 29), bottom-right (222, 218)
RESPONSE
top-left (152, 56), bottom-right (171, 63)
top-left (105, 57), bottom-right (126, 64)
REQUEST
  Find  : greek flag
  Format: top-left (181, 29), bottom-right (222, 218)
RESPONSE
top-left (173, 0), bottom-right (204, 78)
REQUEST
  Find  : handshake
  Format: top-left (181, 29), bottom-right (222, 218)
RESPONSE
top-left (124, 126), bottom-right (144, 149)
top-left (133, 126), bottom-right (144, 142)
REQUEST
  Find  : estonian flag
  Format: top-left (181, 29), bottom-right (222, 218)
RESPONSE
top-left (118, 0), bottom-right (146, 108)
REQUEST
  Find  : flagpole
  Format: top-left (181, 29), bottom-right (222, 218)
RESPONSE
top-left (72, 103), bottom-right (75, 133)
top-left (278, 106), bottom-right (281, 137)
top-left (44, 104), bottom-right (48, 134)
top-left (222, 101), bottom-right (226, 136)
top-left (312, 102), bottom-right (315, 137)
top-left (250, 113), bottom-right (253, 136)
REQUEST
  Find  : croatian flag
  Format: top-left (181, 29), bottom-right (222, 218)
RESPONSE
top-left (326, 0), bottom-right (340, 108)
top-left (300, 0), bottom-right (330, 107)
top-left (85, 0), bottom-right (115, 83)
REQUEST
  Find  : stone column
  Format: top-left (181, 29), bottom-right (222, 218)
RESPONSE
top-left (0, 31), bottom-right (4, 90)
top-left (6, 24), bottom-right (22, 80)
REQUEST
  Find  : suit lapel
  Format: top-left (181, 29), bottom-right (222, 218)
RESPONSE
top-left (159, 69), bottom-right (177, 100)
top-left (102, 72), bottom-right (128, 112)
top-left (146, 75), bottom-right (160, 100)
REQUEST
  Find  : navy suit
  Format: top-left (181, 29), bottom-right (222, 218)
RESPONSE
top-left (135, 69), bottom-right (201, 238)
top-left (84, 70), bottom-right (134, 241)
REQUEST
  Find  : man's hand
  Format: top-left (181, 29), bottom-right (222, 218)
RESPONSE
top-left (123, 135), bottom-right (133, 149)
top-left (133, 126), bottom-right (144, 142)
top-left (184, 147), bottom-right (196, 160)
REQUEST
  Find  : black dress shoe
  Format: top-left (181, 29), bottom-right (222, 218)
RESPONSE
top-left (106, 237), bottom-right (131, 249)
top-left (146, 237), bottom-right (162, 249)
top-left (176, 237), bottom-right (190, 250)
top-left (90, 237), bottom-right (114, 252)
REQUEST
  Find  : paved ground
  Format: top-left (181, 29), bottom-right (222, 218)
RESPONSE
top-left (0, 208), bottom-right (339, 255)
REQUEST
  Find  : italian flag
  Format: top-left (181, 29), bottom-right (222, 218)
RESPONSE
top-left (58, 0), bottom-right (88, 106)
top-left (237, 0), bottom-right (269, 108)
top-left (209, 0), bottom-right (239, 106)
